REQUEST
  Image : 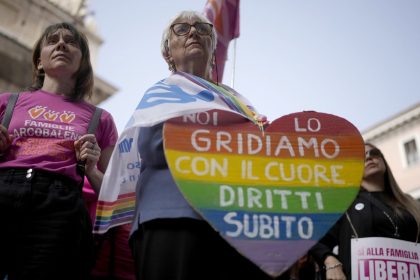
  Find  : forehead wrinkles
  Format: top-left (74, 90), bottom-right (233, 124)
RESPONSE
top-left (43, 28), bottom-right (78, 44)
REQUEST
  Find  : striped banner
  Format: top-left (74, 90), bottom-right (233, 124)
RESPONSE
top-left (94, 72), bottom-right (261, 234)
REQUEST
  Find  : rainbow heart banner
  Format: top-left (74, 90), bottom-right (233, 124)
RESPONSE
top-left (163, 110), bottom-right (365, 277)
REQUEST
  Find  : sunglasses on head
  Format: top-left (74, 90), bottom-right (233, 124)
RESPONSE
top-left (365, 148), bottom-right (382, 158)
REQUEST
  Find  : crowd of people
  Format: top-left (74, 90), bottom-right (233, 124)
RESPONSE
top-left (0, 10), bottom-right (418, 280)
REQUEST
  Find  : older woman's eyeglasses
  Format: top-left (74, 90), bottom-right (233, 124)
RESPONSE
top-left (171, 22), bottom-right (213, 36)
top-left (365, 148), bottom-right (382, 159)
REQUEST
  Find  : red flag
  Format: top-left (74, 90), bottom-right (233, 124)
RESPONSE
top-left (203, 0), bottom-right (240, 83)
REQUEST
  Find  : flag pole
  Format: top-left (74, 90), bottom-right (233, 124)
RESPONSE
top-left (230, 38), bottom-right (237, 88)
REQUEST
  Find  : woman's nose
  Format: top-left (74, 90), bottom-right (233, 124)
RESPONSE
top-left (188, 25), bottom-right (198, 36)
top-left (56, 37), bottom-right (67, 49)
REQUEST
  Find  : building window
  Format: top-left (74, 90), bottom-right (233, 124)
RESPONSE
top-left (404, 139), bottom-right (419, 166)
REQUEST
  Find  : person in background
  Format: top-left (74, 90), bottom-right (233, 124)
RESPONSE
top-left (128, 10), bottom-right (290, 280)
top-left (310, 143), bottom-right (420, 280)
top-left (0, 22), bottom-right (118, 280)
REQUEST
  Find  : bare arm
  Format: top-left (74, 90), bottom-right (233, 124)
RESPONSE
top-left (324, 255), bottom-right (346, 280)
top-left (85, 145), bottom-right (114, 194)
top-left (74, 134), bottom-right (114, 193)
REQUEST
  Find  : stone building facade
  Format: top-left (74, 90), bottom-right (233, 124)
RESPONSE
top-left (0, 0), bottom-right (117, 105)
top-left (362, 103), bottom-right (420, 198)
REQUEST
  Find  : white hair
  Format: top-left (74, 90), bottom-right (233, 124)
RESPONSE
top-left (160, 10), bottom-right (217, 66)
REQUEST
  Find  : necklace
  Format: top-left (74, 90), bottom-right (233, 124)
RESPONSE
top-left (382, 210), bottom-right (400, 238)
top-left (345, 207), bottom-right (400, 239)
top-left (346, 191), bottom-right (401, 239)
top-left (366, 191), bottom-right (400, 238)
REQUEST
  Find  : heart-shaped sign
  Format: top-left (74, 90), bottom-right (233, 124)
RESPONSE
top-left (163, 110), bottom-right (365, 277)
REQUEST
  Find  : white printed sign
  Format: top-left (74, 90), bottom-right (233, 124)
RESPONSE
top-left (351, 237), bottom-right (420, 280)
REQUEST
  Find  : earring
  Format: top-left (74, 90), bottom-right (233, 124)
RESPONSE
top-left (37, 64), bottom-right (45, 76)
top-left (210, 57), bottom-right (216, 70)
top-left (168, 60), bottom-right (176, 72)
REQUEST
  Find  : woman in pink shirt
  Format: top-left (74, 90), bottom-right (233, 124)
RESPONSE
top-left (0, 22), bottom-right (118, 280)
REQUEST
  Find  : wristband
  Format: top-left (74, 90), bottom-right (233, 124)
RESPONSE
top-left (325, 262), bottom-right (342, 271)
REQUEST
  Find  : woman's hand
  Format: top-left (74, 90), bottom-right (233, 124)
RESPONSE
top-left (324, 256), bottom-right (346, 280)
top-left (255, 114), bottom-right (270, 127)
top-left (74, 134), bottom-right (101, 175)
top-left (0, 124), bottom-right (13, 154)
top-left (74, 135), bottom-right (114, 194)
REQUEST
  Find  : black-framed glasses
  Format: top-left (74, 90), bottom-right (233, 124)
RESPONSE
top-left (365, 148), bottom-right (382, 159)
top-left (170, 22), bottom-right (213, 36)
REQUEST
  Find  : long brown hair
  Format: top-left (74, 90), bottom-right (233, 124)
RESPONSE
top-left (30, 22), bottom-right (93, 101)
top-left (366, 143), bottom-right (420, 238)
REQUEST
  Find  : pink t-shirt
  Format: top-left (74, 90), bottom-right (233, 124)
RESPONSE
top-left (0, 90), bottom-right (118, 182)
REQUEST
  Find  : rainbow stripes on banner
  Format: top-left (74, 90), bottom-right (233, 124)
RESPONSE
top-left (163, 111), bottom-right (365, 276)
top-left (94, 72), bottom-right (260, 234)
top-left (95, 193), bottom-right (136, 230)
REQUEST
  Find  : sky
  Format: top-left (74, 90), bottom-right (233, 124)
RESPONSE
top-left (88, 0), bottom-right (420, 134)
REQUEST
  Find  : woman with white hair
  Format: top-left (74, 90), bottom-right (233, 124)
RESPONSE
top-left (128, 10), bottom-right (280, 280)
